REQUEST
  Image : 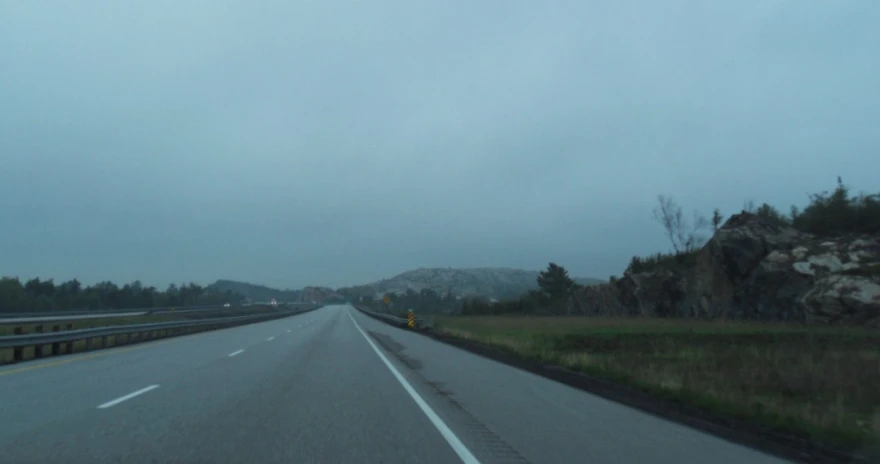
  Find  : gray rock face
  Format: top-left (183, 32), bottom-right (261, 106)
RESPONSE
top-left (573, 213), bottom-right (880, 326)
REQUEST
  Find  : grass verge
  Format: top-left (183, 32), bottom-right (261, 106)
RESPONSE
top-left (433, 315), bottom-right (880, 456)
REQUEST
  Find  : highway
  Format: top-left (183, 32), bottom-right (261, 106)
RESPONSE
top-left (0, 305), bottom-right (790, 463)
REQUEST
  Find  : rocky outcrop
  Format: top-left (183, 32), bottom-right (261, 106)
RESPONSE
top-left (573, 213), bottom-right (880, 326)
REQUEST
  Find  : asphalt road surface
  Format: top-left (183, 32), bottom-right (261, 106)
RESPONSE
top-left (0, 305), bottom-right (791, 464)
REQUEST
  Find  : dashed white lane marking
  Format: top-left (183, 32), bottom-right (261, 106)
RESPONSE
top-left (347, 311), bottom-right (481, 464)
top-left (98, 385), bottom-right (160, 409)
top-left (267, 336), bottom-right (275, 341)
top-left (228, 349), bottom-right (245, 357)
top-left (287, 329), bottom-right (291, 333)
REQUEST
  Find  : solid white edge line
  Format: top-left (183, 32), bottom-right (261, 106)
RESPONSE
top-left (228, 349), bottom-right (245, 357)
top-left (347, 310), bottom-right (481, 464)
top-left (98, 384), bottom-right (160, 409)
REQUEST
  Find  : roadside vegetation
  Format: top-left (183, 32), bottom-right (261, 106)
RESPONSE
top-left (418, 178), bottom-right (880, 452)
top-left (434, 315), bottom-right (880, 450)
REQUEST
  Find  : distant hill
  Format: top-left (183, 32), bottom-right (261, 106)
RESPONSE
top-left (341, 267), bottom-right (603, 301)
top-left (205, 280), bottom-right (302, 303)
top-left (301, 286), bottom-right (345, 304)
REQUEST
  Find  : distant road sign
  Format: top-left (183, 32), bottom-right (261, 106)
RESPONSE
top-left (383, 296), bottom-right (391, 304)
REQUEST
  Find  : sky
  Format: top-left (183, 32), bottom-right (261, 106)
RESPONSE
top-left (1, 1), bottom-right (879, 290)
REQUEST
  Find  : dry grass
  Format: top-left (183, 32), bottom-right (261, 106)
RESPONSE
top-left (435, 315), bottom-right (880, 451)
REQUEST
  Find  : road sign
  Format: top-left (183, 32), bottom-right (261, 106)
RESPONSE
top-left (407, 309), bottom-right (415, 328)
top-left (383, 296), bottom-right (390, 304)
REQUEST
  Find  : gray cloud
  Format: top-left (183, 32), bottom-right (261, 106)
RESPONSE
top-left (2, 0), bottom-right (878, 289)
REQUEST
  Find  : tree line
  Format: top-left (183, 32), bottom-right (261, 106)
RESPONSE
top-left (4, 179), bottom-right (872, 316)
top-left (0, 277), bottom-right (243, 314)
top-left (347, 262), bottom-right (579, 317)
top-left (458, 262), bottom-right (577, 316)
top-left (351, 287), bottom-right (460, 316)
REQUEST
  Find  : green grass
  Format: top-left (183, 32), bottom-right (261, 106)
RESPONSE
top-left (434, 315), bottom-right (880, 452)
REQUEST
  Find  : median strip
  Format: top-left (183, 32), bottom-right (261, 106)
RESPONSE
top-left (0, 304), bottom-right (324, 366)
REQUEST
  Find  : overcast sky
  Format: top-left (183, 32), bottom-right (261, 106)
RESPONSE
top-left (1, 1), bottom-right (878, 290)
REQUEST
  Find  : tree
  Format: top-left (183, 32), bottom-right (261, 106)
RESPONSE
top-left (791, 177), bottom-right (880, 236)
top-left (711, 208), bottom-right (724, 233)
top-left (0, 277), bottom-right (26, 312)
top-left (755, 202), bottom-right (789, 225)
top-left (537, 262), bottom-right (575, 301)
top-left (653, 194), bottom-right (708, 254)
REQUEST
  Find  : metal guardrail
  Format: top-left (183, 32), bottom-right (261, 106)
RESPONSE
top-left (0, 305), bottom-right (321, 364)
top-left (0, 305), bottom-right (230, 323)
top-left (353, 305), bottom-right (434, 330)
top-left (0, 302), bottom-right (318, 324)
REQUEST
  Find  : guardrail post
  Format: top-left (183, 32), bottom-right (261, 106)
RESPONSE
top-left (13, 327), bottom-right (23, 362)
top-left (102, 335), bottom-right (109, 348)
top-left (34, 325), bottom-right (44, 358)
top-left (65, 323), bottom-right (74, 353)
top-left (86, 336), bottom-right (93, 351)
top-left (51, 325), bottom-right (61, 355)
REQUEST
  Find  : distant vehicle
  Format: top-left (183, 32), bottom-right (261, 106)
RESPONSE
top-left (223, 303), bottom-right (231, 308)
top-left (270, 299), bottom-right (278, 306)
